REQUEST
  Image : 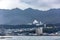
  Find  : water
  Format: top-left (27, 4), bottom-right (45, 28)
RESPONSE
top-left (0, 36), bottom-right (60, 40)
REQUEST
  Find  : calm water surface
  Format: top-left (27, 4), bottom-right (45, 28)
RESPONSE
top-left (0, 36), bottom-right (60, 40)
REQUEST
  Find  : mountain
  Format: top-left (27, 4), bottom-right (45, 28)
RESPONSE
top-left (0, 8), bottom-right (60, 25)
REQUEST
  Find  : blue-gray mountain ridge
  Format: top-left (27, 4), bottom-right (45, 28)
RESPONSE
top-left (0, 8), bottom-right (60, 25)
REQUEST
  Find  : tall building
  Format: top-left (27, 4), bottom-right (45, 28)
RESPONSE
top-left (36, 27), bottom-right (43, 35)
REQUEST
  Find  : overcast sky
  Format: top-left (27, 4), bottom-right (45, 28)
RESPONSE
top-left (0, 0), bottom-right (60, 11)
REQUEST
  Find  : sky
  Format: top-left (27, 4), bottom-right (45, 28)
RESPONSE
top-left (0, 0), bottom-right (60, 11)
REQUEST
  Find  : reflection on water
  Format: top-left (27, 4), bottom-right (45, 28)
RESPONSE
top-left (0, 36), bottom-right (60, 40)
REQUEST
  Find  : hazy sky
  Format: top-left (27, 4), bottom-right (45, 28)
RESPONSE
top-left (0, 0), bottom-right (60, 11)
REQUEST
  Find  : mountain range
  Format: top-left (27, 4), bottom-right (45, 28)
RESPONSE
top-left (0, 8), bottom-right (60, 25)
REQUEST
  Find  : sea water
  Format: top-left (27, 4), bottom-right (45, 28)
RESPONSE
top-left (0, 36), bottom-right (60, 40)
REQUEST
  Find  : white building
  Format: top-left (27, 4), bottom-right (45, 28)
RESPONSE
top-left (28, 19), bottom-right (44, 26)
top-left (32, 19), bottom-right (44, 26)
top-left (36, 27), bottom-right (43, 35)
top-left (33, 20), bottom-right (39, 24)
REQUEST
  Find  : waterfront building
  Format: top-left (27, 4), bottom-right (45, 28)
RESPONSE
top-left (36, 27), bottom-right (43, 35)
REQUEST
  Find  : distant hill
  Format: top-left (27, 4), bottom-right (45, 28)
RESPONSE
top-left (0, 8), bottom-right (60, 25)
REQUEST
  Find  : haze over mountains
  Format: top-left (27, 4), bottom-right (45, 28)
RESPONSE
top-left (0, 8), bottom-right (60, 25)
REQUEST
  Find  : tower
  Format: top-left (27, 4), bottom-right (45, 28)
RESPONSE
top-left (44, 24), bottom-right (46, 28)
top-left (40, 21), bottom-right (43, 25)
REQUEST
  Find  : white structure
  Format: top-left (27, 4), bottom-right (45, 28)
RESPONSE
top-left (32, 19), bottom-right (44, 26)
top-left (44, 24), bottom-right (46, 28)
top-left (27, 19), bottom-right (44, 26)
top-left (33, 20), bottom-right (39, 24)
top-left (36, 27), bottom-right (43, 35)
top-left (40, 21), bottom-right (43, 25)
